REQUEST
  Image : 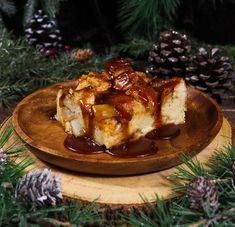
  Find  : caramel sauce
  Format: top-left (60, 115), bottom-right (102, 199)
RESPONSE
top-left (146, 124), bottom-right (180, 140)
top-left (104, 58), bottom-right (132, 76)
top-left (65, 135), bottom-right (105, 154)
top-left (65, 125), bottom-right (180, 158)
top-left (153, 78), bottom-right (182, 96)
top-left (113, 71), bottom-right (131, 91)
top-left (103, 58), bottom-right (171, 127)
top-left (62, 59), bottom-right (183, 158)
top-left (126, 84), bottom-right (157, 110)
top-left (106, 138), bottom-right (158, 158)
top-left (108, 94), bottom-right (134, 123)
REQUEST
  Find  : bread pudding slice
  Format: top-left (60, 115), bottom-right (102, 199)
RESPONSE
top-left (55, 59), bottom-right (187, 148)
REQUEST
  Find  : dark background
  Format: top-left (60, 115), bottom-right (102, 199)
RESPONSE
top-left (3, 0), bottom-right (235, 50)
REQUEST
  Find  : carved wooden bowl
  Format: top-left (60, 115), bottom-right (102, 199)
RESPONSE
top-left (12, 81), bottom-right (223, 175)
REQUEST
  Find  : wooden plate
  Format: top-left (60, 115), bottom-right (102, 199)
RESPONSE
top-left (12, 81), bottom-right (223, 176)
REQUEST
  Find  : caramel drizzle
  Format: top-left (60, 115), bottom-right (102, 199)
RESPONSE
top-left (63, 59), bottom-right (182, 157)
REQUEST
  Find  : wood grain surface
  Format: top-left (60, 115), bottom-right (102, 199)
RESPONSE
top-left (11, 81), bottom-right (223, 175)
top-left (1, 116), bottom-right (232, 206)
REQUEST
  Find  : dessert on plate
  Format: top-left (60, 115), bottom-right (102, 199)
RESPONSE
top-left (55, 59), bottom-right (187, 149)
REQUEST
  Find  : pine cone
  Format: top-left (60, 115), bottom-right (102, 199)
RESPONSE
top-left (25, 10), bottom-right (63, 51)
top-left (187, 176), bottom-right (219, 212)
top-left (71, 48), bottom-right (93, 62)
top-left (146, 30), bottom-right (191, 79)
top-left (15, 168), bottom-right (62, 207)
top-left (0, 148), bottom-right (7, 167)
top-left (186, 47), bottom-right (234, 103)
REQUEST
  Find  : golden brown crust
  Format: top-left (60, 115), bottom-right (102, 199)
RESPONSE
top-left (56, 58), bottom-right (187, 148)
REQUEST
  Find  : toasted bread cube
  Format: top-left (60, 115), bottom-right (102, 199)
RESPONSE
top-left (55, 61), bottom-right (187, 149)
top-left (161, 79), bottom-right (187, 125)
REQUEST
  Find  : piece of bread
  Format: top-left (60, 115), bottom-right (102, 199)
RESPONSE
top-left (55, 59), bottom-right (187, 148)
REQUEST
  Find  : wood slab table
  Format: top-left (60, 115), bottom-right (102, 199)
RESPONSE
top-left (1, 116), bottom-right (232, 210)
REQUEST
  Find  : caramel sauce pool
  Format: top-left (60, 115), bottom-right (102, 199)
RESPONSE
top-left (64, 125), bottom-right (180, 158)
top-left (63, 59), bottom-right (181, 158)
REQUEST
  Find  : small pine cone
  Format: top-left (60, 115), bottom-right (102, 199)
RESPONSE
top-left (71, 48), bottom-right (93, 62)
top-left (0, 148), bottom-right (7, 167)
top-left (25, 10), bottom-right (63, 51)
top-left (15, 168), bottom-right (62, 208)
top-left (185, 47), bottom-right (234, 103)
top-left (146, 30), bottom-right (191, 79)
top-left (187, 176), bottom-right (219, 212)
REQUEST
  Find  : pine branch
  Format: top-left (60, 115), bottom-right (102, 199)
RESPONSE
top-left (23, 0), bottom-right (67, 27)
top-left (122, 195), bottom-right (175, 227)
top-left (117, 0), bottom-right (180, 37)
top-left (167, 154), bottom-right (211, 191)
top-left (0, 28), bottom-right (108, 107)
top-left (0, 0), bottom-right (16, 16)
top-left (170, 198), bottom-right (203, 225)
top-left (41, 0), bottom-right (66, 18)
top-left (121, 145), bottom-right (235, 226)
top-left (113, 36), bottom-right (153, 58)
top-left (0, 122), bottom-right (14, 148)
top-left (0, 120), bottom-right (103, 226)
top-left (206, 146), bottom-right (235, 178)
top-left (23, 0), bottom-right (39, 27)
top-left (0, 126), bottom-right (34, 185)
top-left (68, 201), bottom-right (102, 226)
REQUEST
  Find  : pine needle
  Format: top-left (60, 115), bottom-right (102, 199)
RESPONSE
top-left (0, 122), bottom-right (14, 147)
top-left (0, 28), bottom-right (107, 108)
top-left (41, 0), bottom-right (64, 18)
top-left (117, 0), bottom-right (180, 37)
top-left (167, 154), bottom-right (210, 191)
top-left (113, 36), bottom-right (153, 58)
top-left (68, 200), bottom-right (102, 226)
top-left (0, 0), bottom-right (16, 16)
top-left (206, 146), bottom-right (235, 178)
top-left (23, 0), bottom-right (39, 27)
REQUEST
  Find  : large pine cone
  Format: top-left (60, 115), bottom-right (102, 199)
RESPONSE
top-left (15, 168), bottom-right (62, 207)
top-left (187, 176), bottom-right (219, 212)
top-left (146, 30), bottom-right (191, 79)
top-left (25, 10), bottom-right (63, 50)
top-left (186, 47), bottom-right (234, 103)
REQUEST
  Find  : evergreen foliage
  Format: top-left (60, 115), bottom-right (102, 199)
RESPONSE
top-left (0, 0), bottom-right (16, 16)
top-left (0, 123), bottom-right (102, 226)
top-left (0, 0), bottom-right (16, 28)
top-left (0, 28), bottom-right (113, 107)
top-left (23, 0), bottom-right (67, 27)
top-left (117, 0), bottom-right (180, 38)
top-left (0, 26), bottom-right (234, 107)
top-left (112, 35), bottom-right (153, 58)
top-left (122, 146), bottom-right (235, 226)
top-left (1, 1), bottom-right (235, 225)
top-left (1, 94), bottom-right (235, 226)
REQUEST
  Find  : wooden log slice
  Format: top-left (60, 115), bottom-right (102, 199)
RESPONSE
top-left (1, 117), bottom-right (232, 209)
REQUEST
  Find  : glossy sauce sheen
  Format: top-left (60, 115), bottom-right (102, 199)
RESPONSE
top-left (64, 135), bottom-right (105, 154)
top-left (63, 59), bottom-right (181, 158)
top-left (64, 125), bottom-right (180, 158)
